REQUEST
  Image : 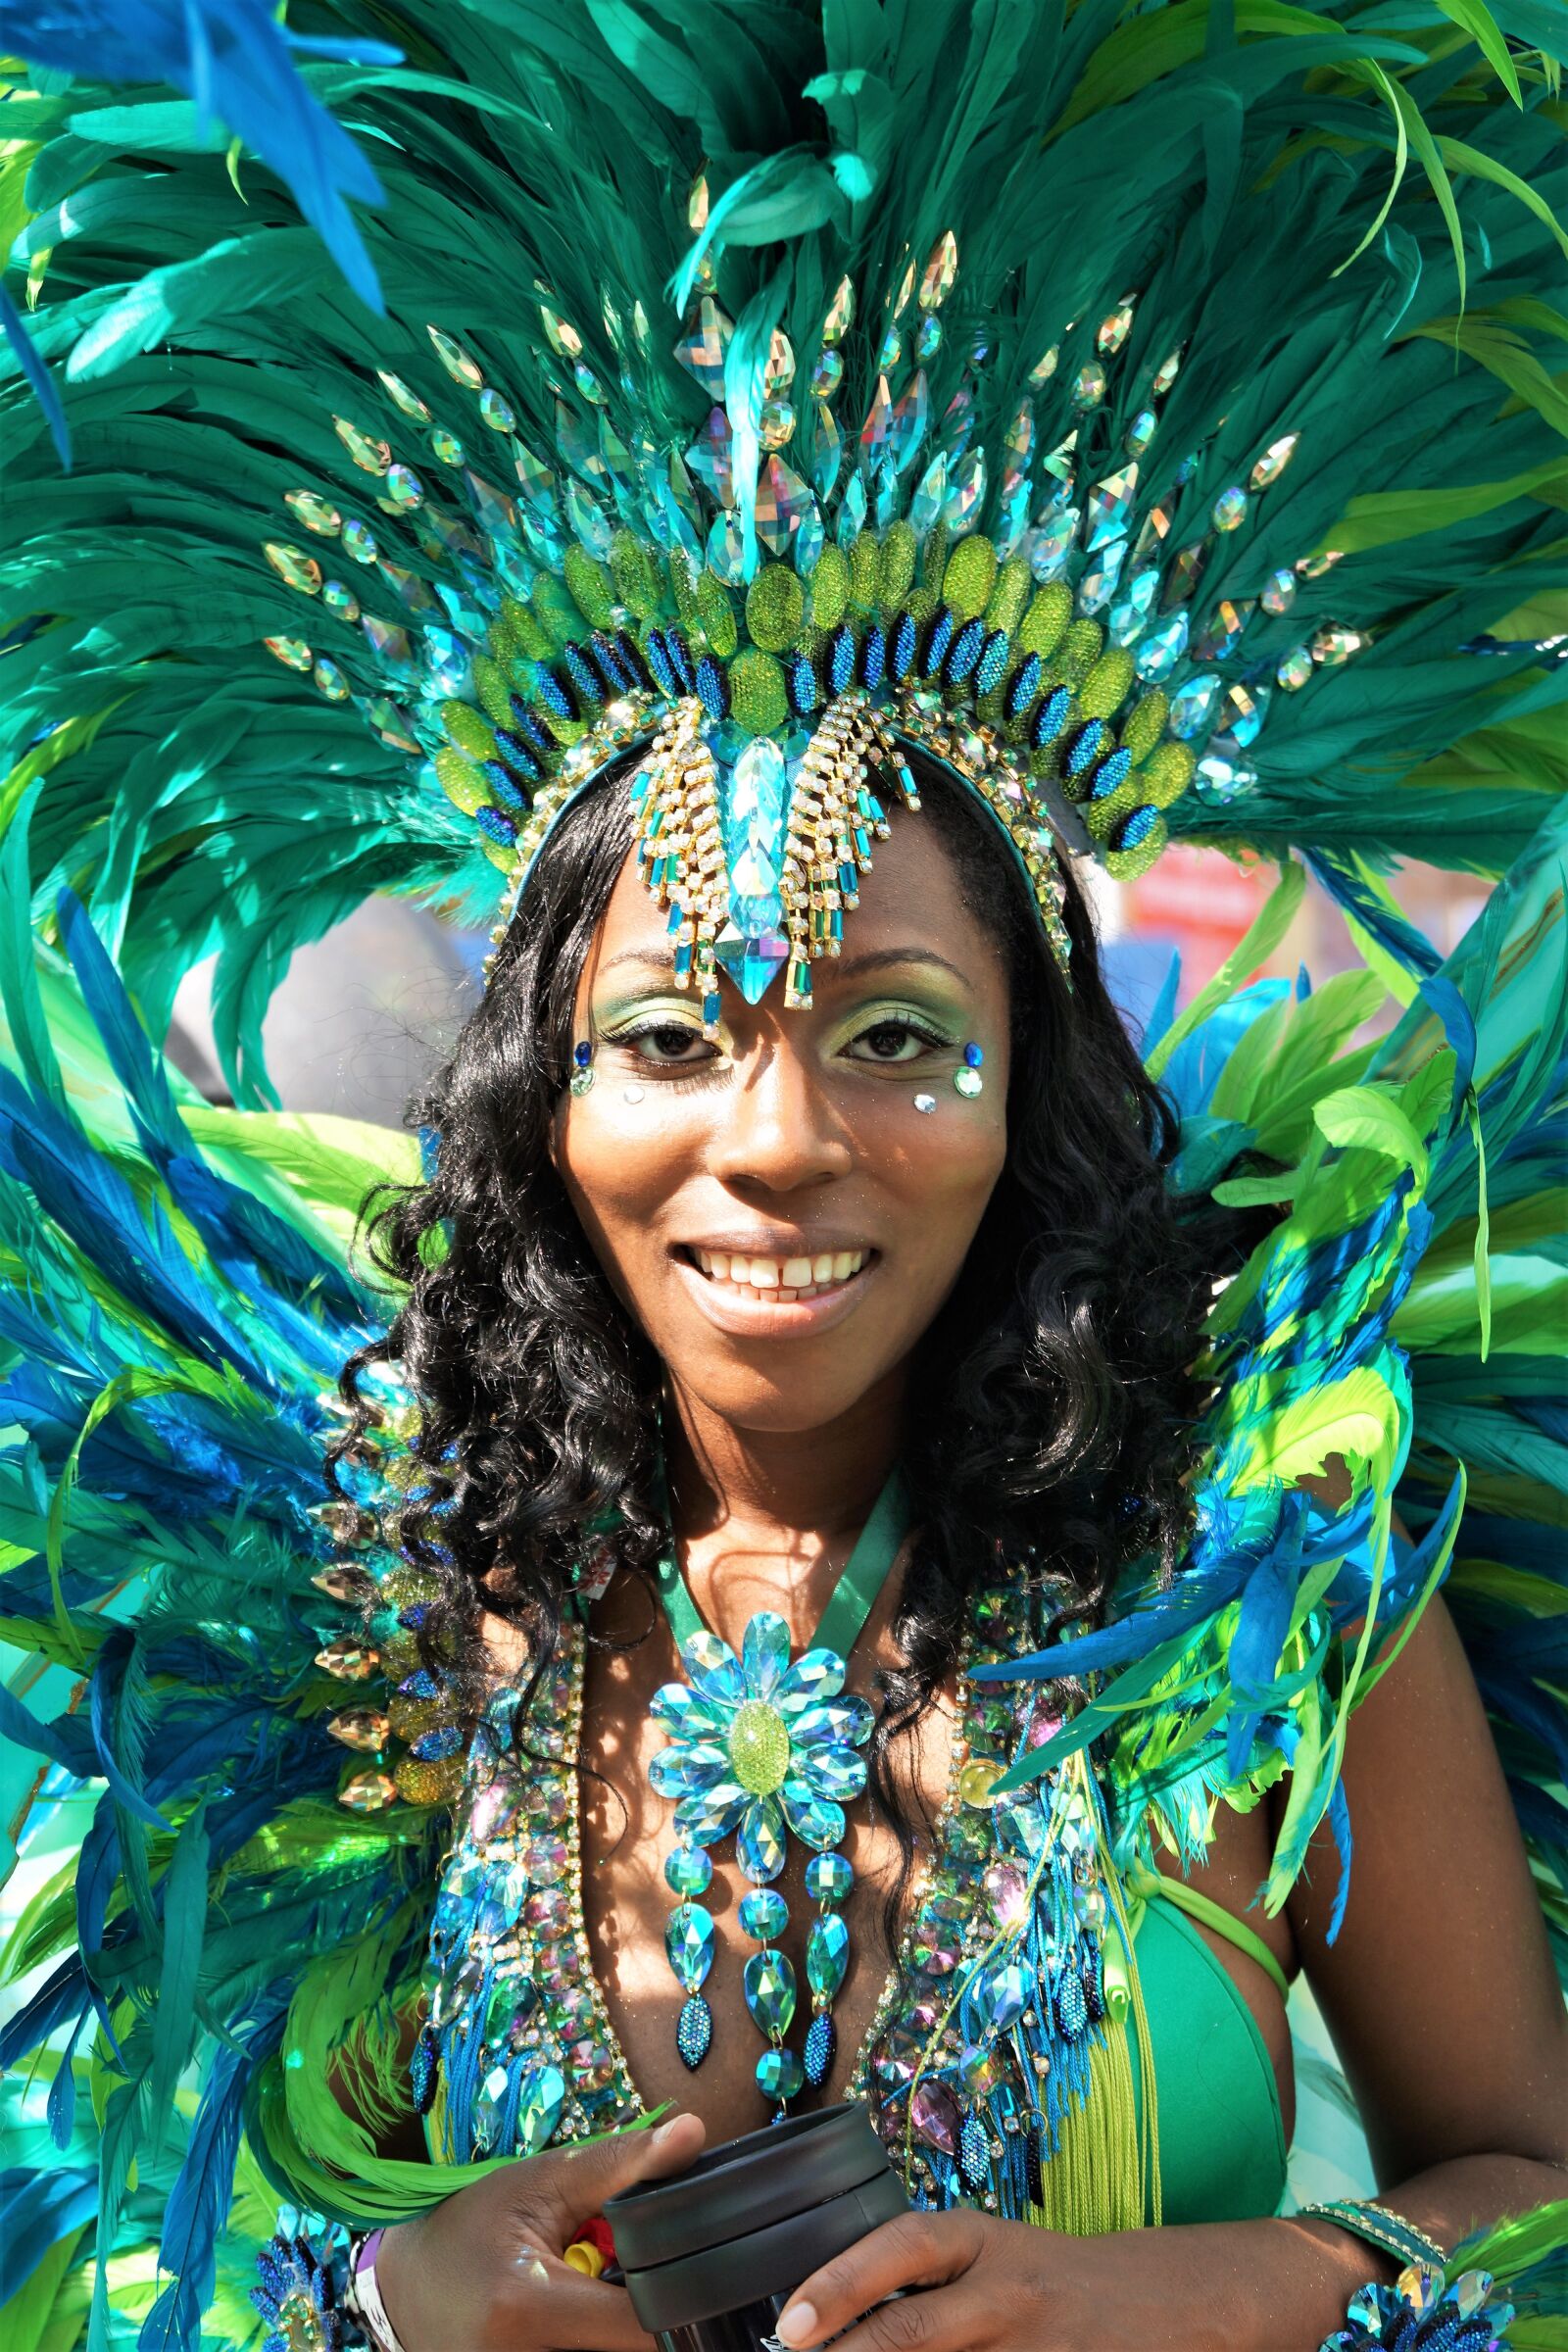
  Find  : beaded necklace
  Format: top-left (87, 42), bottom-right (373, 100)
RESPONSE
top-left (648, 1472), bottom-right (910, 2111)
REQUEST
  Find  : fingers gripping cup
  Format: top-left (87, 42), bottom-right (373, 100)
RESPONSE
top-left (606, 2103), bottom-right (909, 2350)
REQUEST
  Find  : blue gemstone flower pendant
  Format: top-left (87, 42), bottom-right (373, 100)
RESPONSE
top-left (649, 1608), bottom-right (874, 2110)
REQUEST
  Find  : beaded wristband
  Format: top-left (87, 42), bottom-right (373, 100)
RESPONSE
top-left (1298, 2199), bottom-right (1449, 2276)
top-left (346, 2230), bottom-right (412, 2352)
top-left (1317, 2257), bottom-right (1515, 2351)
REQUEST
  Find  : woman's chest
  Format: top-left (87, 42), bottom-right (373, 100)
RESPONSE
top-left (575, 1605), bottom-right (963, 2141)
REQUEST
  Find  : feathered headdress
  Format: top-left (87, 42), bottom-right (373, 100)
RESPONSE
top-left (3, 1), bottom-right (1566, 1098)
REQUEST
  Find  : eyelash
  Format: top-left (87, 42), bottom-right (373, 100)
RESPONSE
top-left (603, 1010), bottom-right (953, 1076)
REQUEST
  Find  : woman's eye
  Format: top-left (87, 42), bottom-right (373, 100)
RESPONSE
top-left (849, 1019), bottom-right (939, 1064)
top-left (618, 1022), bottom-right (712, 1065)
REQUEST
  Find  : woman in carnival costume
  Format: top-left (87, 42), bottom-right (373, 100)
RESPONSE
top-left (1, 5), bottom-right (1566, 2348)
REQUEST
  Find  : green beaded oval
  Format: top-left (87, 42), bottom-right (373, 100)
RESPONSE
top-left (728, 1697), bottom-right (791, 1794)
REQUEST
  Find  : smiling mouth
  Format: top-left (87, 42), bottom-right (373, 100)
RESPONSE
top-left (677, 1245), bottom-right (876, 1303)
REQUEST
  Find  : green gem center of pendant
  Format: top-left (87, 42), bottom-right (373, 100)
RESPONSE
top-left (728, 1697), bottom-right (791, 1795)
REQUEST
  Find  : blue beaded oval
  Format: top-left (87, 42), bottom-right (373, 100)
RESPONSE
top-left (493, 729), bottom-right (542, 781)
top-left (665, 626), bottom-right (696, 693)
top-left (943, 616), bottom-right (985, 686)
top-left (1005, 652), bottom-right (1042, 718)
top-left (859, 623), bottom-right (888, 691)
top-left (890, 610), bottom-right (919, 682)
top-left (1114, 803), bottom-right (1159, 852)
top-left (827, 622), bottom-right (858, 696)
top-left (975, 628), bottom-right (1010, 695)
top-left (643, 629), bottom-right (678, 698)
top-left (482, 760), bottom-right (526, 811)
top-left (1030, 683), bottom-right (1071, 748)
top-left (788, 649), bottom-right (821, 715)
top-left (1064, 718), bottom-right (1104, 777)
top-left (562, 642), bottom-right (604, 710)
top-left (921, 606), bottom-right (956, 676)
top-left (474, 806), bottom-right (517, 845)
top-left (695, 654), bottom-right (729, 718)
top-left (804, 2011), bottom-right (837, 2088)
top-left (507, 697), bottom-right (553, 755)
top-left (532, 664), bottom-right (578, 722)
top-left (676, 1993), bottom-right (712, 2071)
top-left (1088, 746), bottom-right (1133, 800)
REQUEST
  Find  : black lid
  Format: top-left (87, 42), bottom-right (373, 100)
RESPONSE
top-left (606, 2103), bottom-right (889, 2269)
top-left (606, 2106), bottom-right (908, 2333)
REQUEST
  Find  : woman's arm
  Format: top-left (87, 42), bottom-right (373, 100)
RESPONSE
top-left (770, 1592), bottom-right (1568, 2352)
top-left (1280, 1588), bottom-right (1568, 2261)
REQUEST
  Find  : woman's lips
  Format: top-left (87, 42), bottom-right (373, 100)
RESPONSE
top-left (671, 1245), bottom-right (878, 1334)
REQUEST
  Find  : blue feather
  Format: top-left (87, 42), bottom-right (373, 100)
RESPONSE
top-left (0, 285), bottom-right (70, 466)
top-left (0, 0), bottom-right (396, 314)
top-left (0, 2164), bottom-right (97, 2302)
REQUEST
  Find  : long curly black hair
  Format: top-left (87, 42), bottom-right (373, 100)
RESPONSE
top-left (334, 753), bottom-right (1238, 1920)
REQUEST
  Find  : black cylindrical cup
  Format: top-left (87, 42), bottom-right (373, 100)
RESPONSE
top-left (605, 2102), bottom-right (908, 2350)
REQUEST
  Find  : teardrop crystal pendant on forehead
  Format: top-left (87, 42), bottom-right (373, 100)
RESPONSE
top-left (647, 1474), bottom-right (909, 2111)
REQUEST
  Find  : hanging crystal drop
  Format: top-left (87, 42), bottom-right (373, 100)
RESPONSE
top-left (977, 1960), bottom-right (1030, 2034)
top-left (286, 489), bottom-right (341, 535)
top-left (754, 457), bottom-right (814, 558)
top-left (665, 1902), bottom-right (716, 1989)
top-left (1277, 644), bottom-right (1313, 690)
top-left (821, 276), bottom-right (856, 346)
top-left (686, 407), bottom-right (735, 508)
top-left (941, 452), bottom-right (985, 530)
top-left (910, 2081), bottom-right (960, 2154)
top-left (737, 1798), bottom-right (788, 1884)
top-left (806, 1912), bottom-right (851, 1999)
top-left (806, 1851), bottom-right (855, 1903)
top-left (1211, 485), bottom-right (1248, 532)
top-left (743, 1948), bottom-right (798, 2035)
top-left (1076, 538), bottom-right (1125, 614)
top-left (1085, 465), bottom-right (1139, 553)
top-left (674, 297), bottom-right (734, 398)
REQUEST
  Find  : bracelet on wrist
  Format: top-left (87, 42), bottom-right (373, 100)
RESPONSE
top-left (345, 2228), bottom-right (413, 2352)
top-left (253, 2214), bottom-right (368, 2352)
top-left (1298, 2199), bottom-right (1450, 2277)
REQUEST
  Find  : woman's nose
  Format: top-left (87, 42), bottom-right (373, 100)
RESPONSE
top-left (707, 1041), bottom-right (854, 1193)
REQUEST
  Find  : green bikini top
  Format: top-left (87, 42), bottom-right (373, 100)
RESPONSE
top-left (1126, 1868), bottom-right (1290, 2224)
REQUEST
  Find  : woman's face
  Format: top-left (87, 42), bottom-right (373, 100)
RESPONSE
top-left (556, 807), bottom-right (1013, 1437)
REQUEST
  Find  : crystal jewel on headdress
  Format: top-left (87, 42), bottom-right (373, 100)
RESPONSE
top-left (675, 297), bottom-right (734, 398)
top-left (714, 738), bottom-right (790, 1003)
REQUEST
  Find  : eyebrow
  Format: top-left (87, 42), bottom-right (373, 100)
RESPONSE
top-left (592, 945), bottom-right (972, 989)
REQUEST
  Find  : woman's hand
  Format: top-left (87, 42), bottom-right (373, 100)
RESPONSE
top-left (372, 2110), bottom-right (706, 2352)
top-left (769, 2211), bottom-right (1351, 2352)
top-left (771, 2212), bottom-right (1179, 2352)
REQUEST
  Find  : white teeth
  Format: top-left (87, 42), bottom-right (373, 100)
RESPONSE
top-left (690, 1247), bottom-right (870, 1292)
